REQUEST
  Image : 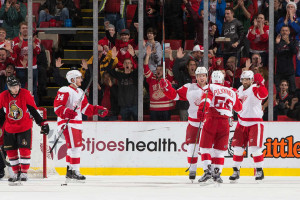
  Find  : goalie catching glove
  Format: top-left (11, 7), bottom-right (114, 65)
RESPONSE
top-left (94, 106), bottom-right (108, 118)
top-left (40, 120), bottom-right (50, 135)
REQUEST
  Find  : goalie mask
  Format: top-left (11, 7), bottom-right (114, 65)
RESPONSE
top-left (240, 70), bottom-right (254, 83)
top-left (211, 70), bottom-right (224, 84)
top-left (66, 70), bottom-right (82, 87)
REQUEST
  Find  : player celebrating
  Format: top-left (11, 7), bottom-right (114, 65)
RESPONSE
top-left (229, 71), bottom-right (268, 182)
top-left (0, 76), bottom-right (49, 185)
top-left (198, 71), bottom-right (242, 184)
top-left (54, 70), bottom-right (108, 181)
top-left (159, 66), bottom-right (208, 182)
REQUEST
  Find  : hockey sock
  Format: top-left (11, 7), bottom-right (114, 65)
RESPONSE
top-left (187, 144), bottom-right (199, 172)
top-left (6, 150), bottom-right (20, 174)
top-left (253, 155), bottom-right (264, 168)
top-left (212, 149), bottom-right (225, 173)
top-left (66, 148), bottom-right (71, 169)
top-left (249, 147), bottom-right (264, 168)
top-left (69, 147), bottom-right (81, 171)
top-left (200, 148), bottom-right (212, 171)
top-left (232, 147), bottom-right (245, 170)
top-left (19, 148), bottom-right (31, 173)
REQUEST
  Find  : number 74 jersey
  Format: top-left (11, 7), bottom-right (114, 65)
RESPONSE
top-left (201, 84), bottom-right (242, 117)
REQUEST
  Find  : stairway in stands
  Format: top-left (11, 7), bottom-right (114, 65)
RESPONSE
top-left (42, 0), bottom-right (105, 120)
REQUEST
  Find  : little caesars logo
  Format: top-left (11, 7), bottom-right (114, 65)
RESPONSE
top-left (263, 135), bottom-right (300, 158)
top-left (8, 100), bottom-right (23, 120)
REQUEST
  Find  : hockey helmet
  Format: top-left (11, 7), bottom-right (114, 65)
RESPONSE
top-left (240, 70), bottom-right (254, 82)
top-left (66, 70), bottom-right (82, 84)
top-left (211, 70), bottom-right (224, 84)
top-left (7, 76), bottom-right (20, 87)
top-left (195, 67), bottom-right (208, 75)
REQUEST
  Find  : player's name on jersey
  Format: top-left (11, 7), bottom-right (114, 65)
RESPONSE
top-left (213, 88), bottom-right (234, 98)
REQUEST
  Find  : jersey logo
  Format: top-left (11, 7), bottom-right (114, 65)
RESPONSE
top-left (240, 95), bottom-right (248, 103)
top-left (8, 100), bottom-right (23, 120)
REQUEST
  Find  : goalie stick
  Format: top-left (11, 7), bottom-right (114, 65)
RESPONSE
top-left (0, 148), bottom-right (11, 167)
top-left (50, 77), bottom-right (93, 154)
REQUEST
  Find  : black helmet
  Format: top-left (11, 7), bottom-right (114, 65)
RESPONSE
top-left (7, 76), bottom-right (20, 87)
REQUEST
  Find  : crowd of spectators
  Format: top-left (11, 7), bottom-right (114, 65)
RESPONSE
top-left (0, 0), bottom-right (300, 121)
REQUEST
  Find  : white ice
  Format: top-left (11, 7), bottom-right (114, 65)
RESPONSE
top-left (0, 176), bottom-right (299, 200)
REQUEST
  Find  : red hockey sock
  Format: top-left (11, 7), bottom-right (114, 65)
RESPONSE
top-left (6, 149), bottom-right (20, 174)
top-left (232, 155), bottom-right (243, 169)
top-left (201, 153), bottom-right (212, 170)
top-left (253, 155), bottom-right (264, 168)
top-left (187, 157), bottom-right (198, 164)
top-left (19, 148), bottom-right (31, 173)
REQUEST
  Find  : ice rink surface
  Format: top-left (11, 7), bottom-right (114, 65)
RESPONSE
top-left (1, 176), bottom-right (299, 200)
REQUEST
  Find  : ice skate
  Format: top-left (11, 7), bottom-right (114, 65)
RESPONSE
top-left (189, 171), bottom-right (196, 183)
top-left (213, 168), bottom-right (223, 185)
top-left (72, 170), bottom-right (86, 182)
top-left (229, 167), bottom-right (240, 183)
top-left (198, 167), bottom-right (213, 186)
top-left (19, 173), bottom-right (28, 182)
top-left (255, 168), bottom-right (264, 183)
top-left (8, 172), bottom-right (21, 186)
top-left (0, 168), bottom-right (4, 179)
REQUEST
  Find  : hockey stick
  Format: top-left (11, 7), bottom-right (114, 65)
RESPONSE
top-left (162, 0), bottom-right (166, 79)
top-left (185, 89), bottom-right (209, 172)
top-left (0, 148), bottom-right (11, 167)
top-left (50, 77), bottom-right (93, 154)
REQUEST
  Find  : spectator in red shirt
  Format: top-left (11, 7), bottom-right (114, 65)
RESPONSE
top-left (247, 13), bottom-right (269, 67)
top-left (0, 48), bottom-right (14, 72)
top-left (0, 27), bottom-right (12, 55)
top-left (99, 22), bottom-right (116, 52)
top-left (115, 29), bottom-right (137, 69)
top-left (144, 45), bottom-right (175, 121)
top-left (12, 22), bottom-right (40, 102)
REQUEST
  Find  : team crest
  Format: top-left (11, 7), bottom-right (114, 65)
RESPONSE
top-left (8, 100), bottom-right (23, 120)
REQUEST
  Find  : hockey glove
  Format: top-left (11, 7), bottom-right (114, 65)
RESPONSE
top-left (40, 121), bottom-right (50, 135)
top-left (94, 106), bottom-right (108, 118)
top-left (254, 73), bottom-right (265, 86)
top-left (197, 111), bottom-right (205, 122)
top-left (159, 79), bottom-right (172, 91)
top-left (62, 108), bottom-right (78, 120)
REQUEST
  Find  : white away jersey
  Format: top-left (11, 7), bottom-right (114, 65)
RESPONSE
top-left (175, 83), bottom-right (206, 127)
top-left (237, 84), bottom-right (268, 126)
top-left (206, 84), bottom-right (241, 117)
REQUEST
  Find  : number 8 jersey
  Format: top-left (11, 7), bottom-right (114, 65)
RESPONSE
top-left (202, 84), bottom-right (242, 117)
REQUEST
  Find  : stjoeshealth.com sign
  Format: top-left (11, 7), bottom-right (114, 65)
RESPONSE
top-left (39, 122), bottom-right (300, 169)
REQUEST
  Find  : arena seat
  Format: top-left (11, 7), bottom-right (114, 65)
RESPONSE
top-left (164, 40), bottom-right (182, 50)
top-left (277, 115), bottom-right (295, 121)
top-left (74, 0), bottom-right (80, 9)
top-left (126, 4), bottom-right (137, 28)
top-left (24, 2), bottom-right (41, 23)
top-left (296, 77), bottom-right (300, 89)
top-left (184, 40), bottom-right (194, 50)
top-left (39, 22), bottom-right (49, 28)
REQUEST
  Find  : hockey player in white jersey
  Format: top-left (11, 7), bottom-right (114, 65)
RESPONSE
top-left (197, 71), bottom-right (242, 184)
top-left (159, 67), bottom-right (208, 182)
top-left (229, 70), bottom-right (268, 182)
top-left (54, 70), bottom-right (108, 181)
